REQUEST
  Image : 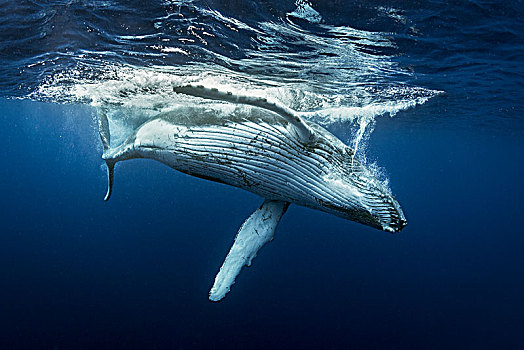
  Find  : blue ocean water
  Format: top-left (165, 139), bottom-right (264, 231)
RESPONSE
top-left (1, 0), bottom-right (523, 348)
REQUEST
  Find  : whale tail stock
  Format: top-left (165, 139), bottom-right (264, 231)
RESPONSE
top-left (96, 109), bottom-right (115, 201)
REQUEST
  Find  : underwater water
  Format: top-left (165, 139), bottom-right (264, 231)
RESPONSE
top-left (1, 0), bottom-right (523, 348)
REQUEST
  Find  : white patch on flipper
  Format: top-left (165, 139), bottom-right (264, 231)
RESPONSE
top-left (209, 200), bottom-right (289, 301)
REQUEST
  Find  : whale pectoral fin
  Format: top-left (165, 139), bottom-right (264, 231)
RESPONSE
top-left (173, 84), bottom-right (315, 142)
top-left (209, 199), bottom-right (290, 302)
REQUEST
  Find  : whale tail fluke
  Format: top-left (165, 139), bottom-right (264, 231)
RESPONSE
top-left (96, 109), bottom-right (138, 201)
top-left (97, 110), bottom-right (115, 201)
top-left (103, 159), bottom-right (115, 201)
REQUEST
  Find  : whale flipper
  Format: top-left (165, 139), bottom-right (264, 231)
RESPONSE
top-left (209, 199), bottom-right (290, 301)
top-left (173, 84), bottom-right (315, 142)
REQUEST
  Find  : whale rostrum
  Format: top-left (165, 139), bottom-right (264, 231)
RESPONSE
top-left (97, 85), bottom-right (407, 301)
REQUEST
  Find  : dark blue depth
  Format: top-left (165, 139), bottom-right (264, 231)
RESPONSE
top-left (1, 98), bottom-right (523, 349)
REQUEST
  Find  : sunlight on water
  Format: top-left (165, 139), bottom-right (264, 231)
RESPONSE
top-left (8, 0), bottom-right (442, 192)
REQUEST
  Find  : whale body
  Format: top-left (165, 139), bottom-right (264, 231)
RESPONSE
top-left (98, 85), bottom-right (406, 301)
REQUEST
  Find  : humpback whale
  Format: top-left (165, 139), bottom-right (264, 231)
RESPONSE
top-left (97, 85), bottom-right (406, 301)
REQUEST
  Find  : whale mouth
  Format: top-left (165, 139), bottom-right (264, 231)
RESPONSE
top-left (352, 201), bottom-right (407, 233)
top-left (383, 215), bottom-right (407, 233)
top-left (392, 210), bottom-right (408, 232)
top-left (321, 166), bottom-right (407, 233)
top-left (375, 195), bottom-right (407, 233)
top-left (393, 217), bottom-right (408, 232)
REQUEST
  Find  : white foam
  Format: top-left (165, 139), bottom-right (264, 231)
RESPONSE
top-left (308, 95), bottom-right (435, 125)
top-left (32, 62), bottom-right (442, 160)
top-left (322, 173), bottom-right (363, 199)
top-left (287, 0), bottom-right (322, 24)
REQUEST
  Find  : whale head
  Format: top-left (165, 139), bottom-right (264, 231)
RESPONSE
top-left (293, 125), bottom-right (407, 233)
top-left (319, 157), bottom-right (407, 233)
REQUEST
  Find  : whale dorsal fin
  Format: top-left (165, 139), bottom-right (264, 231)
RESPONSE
top-left (173, 84), bottom-right (315, 142)
top-left (209, 199), bottom-right (290, 301)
